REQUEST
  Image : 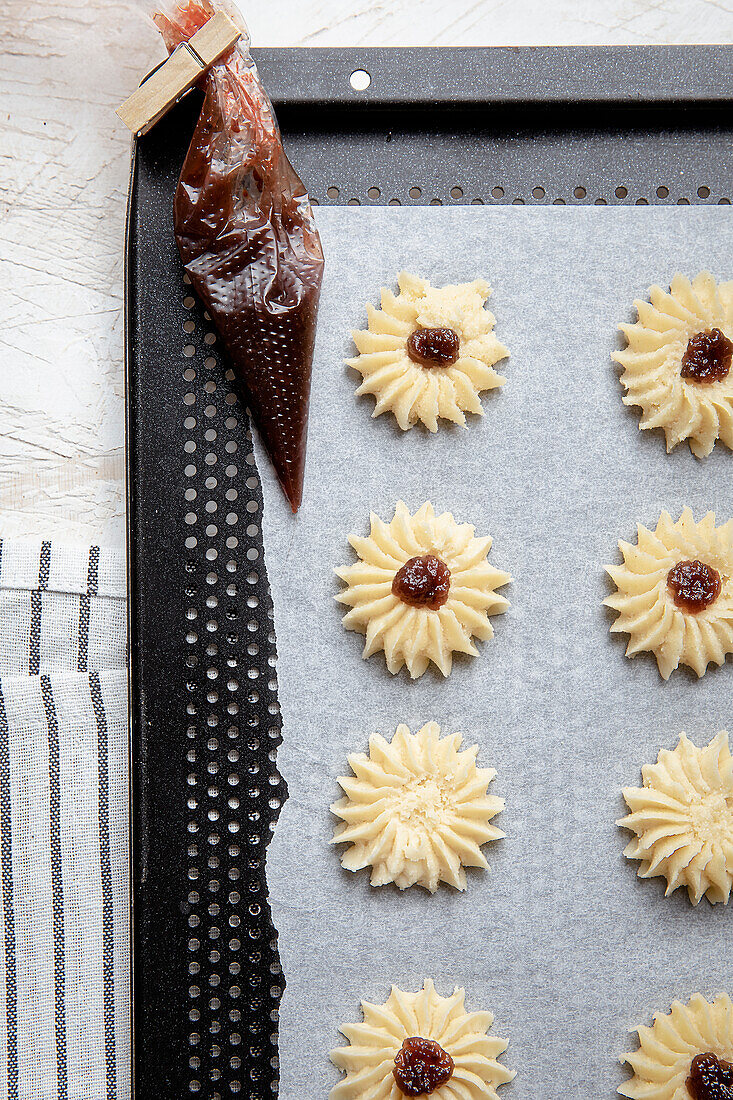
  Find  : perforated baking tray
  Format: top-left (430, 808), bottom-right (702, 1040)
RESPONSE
top-left (125, 45), bottom-right (733, 1100)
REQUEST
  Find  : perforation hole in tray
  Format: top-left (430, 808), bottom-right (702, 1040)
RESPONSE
top-left (179, 279), bottom-right (285, 1096)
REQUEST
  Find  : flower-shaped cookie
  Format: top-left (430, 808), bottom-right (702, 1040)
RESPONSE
top-left (347, 272), bottom-right (509, 432)
top-left (335, 501), bottom-right (511, 679)
top-left (331, 979), bottom-right (515, 1100)
top-left (331, 722), bottom-right (505, 892)
top-left (604, 508), bottom-right (733, 679)
top-left (618, 731), bottom-right (733, 905)
top-left (620, 993), bottom-right (733, 1100)
top-left (613, 271), bottom-right (733, 457)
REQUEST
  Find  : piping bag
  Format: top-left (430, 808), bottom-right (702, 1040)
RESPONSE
top-left (153, 0), bottom-right (324, 512)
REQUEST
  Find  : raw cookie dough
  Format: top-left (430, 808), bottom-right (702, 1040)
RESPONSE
top-left (347, 272), bottom-right (509, 432)
top-left (620, 993), bottom-right (733, 1100)
top-left (331, 722), bottom-right (505, 892)
top-left (604, 508), bottom-right (733, 679)
top-left (330, 979), bottom-right (515, 1100)
top-left (335, 501), bottom-right (511, 679)
top-left (613, 271), bottom-right (733, 458)
top-left (618, 731), bottom-right (733, 905)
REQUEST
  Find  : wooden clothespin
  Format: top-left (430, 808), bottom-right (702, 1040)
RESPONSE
top-left (116, 11), bottom-right (241, 135)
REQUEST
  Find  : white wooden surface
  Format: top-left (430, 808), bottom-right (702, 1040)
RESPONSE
top-left (2, 0), bottom-right (732, 549)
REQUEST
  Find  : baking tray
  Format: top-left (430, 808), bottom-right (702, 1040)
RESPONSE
top-left (125, 45), bottom-right (733, 1100)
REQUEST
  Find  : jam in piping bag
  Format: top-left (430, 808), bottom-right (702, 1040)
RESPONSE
top-left (153, 0), bottom-right (324, 512)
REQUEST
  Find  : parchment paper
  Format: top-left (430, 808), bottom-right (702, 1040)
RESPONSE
top-left (255, 207), bottom-right (733, 1100)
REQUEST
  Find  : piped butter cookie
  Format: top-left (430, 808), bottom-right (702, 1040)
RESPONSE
top-left (331, 722), bottom-right (505, 893)
top-left (618, 731), bottom-right (733, 905)
top-left (605, 508), bottom-right (733, 679)
top-left (335, 501), bottom-right (511, 679)
top-left (613, 271), bottom-right (733, 457)
top-left (330, 979), bottom-right (515, 1100)
top-left (620, 993), bottom-right (733, 1100)
top-left (347, 272), bottom-right (509, 432)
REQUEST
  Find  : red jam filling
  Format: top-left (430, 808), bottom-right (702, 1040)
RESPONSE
top-left (666, 559), bottom-right (722, 613)
top-left (393, 1037), bottom-right (454, 1097)
top-left (680, 329), bottom-right (732, 383)
top-left (392, 555), bottom-right (451, 610)
top-left (686, 1052), bottom-right (733, 1100)
top-left (406, 327), bottom-right (460, 366)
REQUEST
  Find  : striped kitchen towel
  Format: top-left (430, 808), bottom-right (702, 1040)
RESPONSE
top-left (0, 539), bottom-right (128, 1100)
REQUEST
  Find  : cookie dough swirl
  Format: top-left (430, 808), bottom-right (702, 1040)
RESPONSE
top-left (613, 271), bottom-right (733, 457)
top-left (347, 272), bottom-right (509, 432)
top-left (335, 501), bottom-right (511, 679)
top-left (604, 508), bottom-right (733, 679)
top-left (618, 732), bottom-right (733, 905)
top-left (620, 993), bottom-right (733, 1100)
top-left (330, 979), bottom-right (515, 1100)
top-left (331, 722), bottom-right (505, 893)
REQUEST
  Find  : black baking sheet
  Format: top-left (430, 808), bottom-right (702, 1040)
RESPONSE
top-left (125, 44), bottom-right (733, 1100)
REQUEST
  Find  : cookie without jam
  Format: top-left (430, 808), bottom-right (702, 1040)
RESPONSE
top-left (605, 508), bottom-right (733, 679)
top-left (331, 722), bottom-right (505, 893)
top-left (335, 501), bottom-right (511, 679)
top-left (618, 732), bottom-right (733, 905)
top-left (330, 979), bottom-right (515, 1100)
top-left (613, 271), bottom-right (733, 458)
top-left (347, 272), bottom-right (509, 432)
top-left (620, 994), bottom-right (733, 1100)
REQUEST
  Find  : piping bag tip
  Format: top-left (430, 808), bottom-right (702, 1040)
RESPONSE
top-left (265, 439), bottom-right (306, 514)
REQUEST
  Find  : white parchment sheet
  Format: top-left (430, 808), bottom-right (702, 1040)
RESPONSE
top-left (254, 207), bottom-right (733, 1100)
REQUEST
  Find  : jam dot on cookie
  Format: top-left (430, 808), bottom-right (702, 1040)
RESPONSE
top-left (392, 555), bottom-right (451, 610)
top-left (406, 327), bottom-right (460, 366)
top-left (667, 559), bottom-right (722, 613)
top-left (393, 1037), bottom-right (455, 1097)
top-left (686, 1051), bottom-right (733, 1100)
top-left (680, 328), bottom-right (733, 383)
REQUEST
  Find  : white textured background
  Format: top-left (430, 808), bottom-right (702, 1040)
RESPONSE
top-left (1, 0), bottom-right (732, 548)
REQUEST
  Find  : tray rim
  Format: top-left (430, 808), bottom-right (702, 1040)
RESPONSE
top-left (249, 44), bottom-right (733, 107)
